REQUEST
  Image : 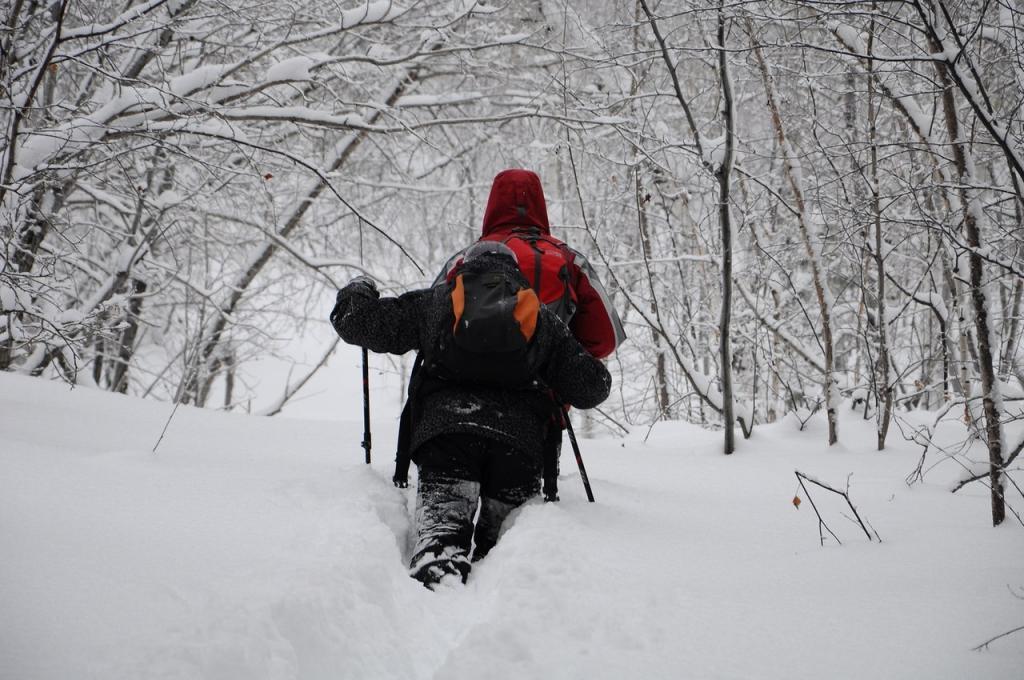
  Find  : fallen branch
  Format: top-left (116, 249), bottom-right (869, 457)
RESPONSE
top-left (972, 624), bottom-right (1024, 652)
top-left (794, 470), bottom-right (881, 545)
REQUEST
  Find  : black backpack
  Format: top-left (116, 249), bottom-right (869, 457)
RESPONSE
top-left (428, 255), bottom-right (542, 389)
top-left (392, 247), bottom-right (547, 488)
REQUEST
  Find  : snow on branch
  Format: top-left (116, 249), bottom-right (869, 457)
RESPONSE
top-left (59, 0), bottom-right (170, 41)
top-left (217, 106), bottom-right (371, 130)
top-left (336, 0), bottom-right (408, 29)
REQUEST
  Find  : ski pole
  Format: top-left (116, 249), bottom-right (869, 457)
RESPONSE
top-left (361, 347), bottom-right (371, 464)
top-left (562, 408), bottom-right (594, 502)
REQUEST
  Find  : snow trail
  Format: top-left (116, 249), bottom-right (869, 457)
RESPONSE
top-left (1, 373), bottom-right (1022, 679)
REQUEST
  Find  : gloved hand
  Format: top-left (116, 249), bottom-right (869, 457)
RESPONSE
top-left (330, 276), bottom-right (379, 331)
top-left (338, 275), bottom-right (378, 302)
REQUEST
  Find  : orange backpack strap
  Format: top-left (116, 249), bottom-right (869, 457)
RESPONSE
top-left (450, 274), bottom-right (466, 333)
top-left (514, 288), bottom-right (539, 341)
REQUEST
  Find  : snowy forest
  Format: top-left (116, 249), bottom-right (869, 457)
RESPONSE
top-left (3, 0), bottom-right (1023, 526)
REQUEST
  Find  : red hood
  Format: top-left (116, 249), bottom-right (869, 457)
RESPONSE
top-left (481, 169), bottom-right (550, 236)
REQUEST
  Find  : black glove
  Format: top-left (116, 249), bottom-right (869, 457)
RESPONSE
top-left (338, 275), bottom-right (378, 302)
top-left (330, 276), bottom-right (378, 331)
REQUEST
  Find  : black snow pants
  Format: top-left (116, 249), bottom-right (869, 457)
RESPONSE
top-left (409, 432), bottom-right (541, 588)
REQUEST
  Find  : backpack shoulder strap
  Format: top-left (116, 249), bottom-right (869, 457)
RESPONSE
top-left (393, 352), bottom-right (426, 488)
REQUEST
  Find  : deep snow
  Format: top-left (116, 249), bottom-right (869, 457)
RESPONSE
top-left (1, 368), bottom-right (1022, 680)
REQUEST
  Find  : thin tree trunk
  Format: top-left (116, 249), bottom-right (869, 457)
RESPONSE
top-left (867, 14), bottom-right (893, 448)
top-left (109, 279), bottom-right (147, 394)
top-left (931, 22), bottom-right (1006, 525)
top-left (750, 27), bottom-right (838, 445)
top-left (717, 3), bottom-right (737, 453)
top-left (635, 171), bottom-right (671, 419)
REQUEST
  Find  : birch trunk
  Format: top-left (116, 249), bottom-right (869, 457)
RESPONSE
top-left (928, 15), bottom-right (1006, 525)
top-left (867, 16), bottom-right (893, 449)
top-left (750, 29), bottom-right (839, 445)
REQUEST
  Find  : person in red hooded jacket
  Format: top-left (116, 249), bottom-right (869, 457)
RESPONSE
top-left (474, 169), bottom-right (625, 361)
top-left (393, 168), bottom-right (624, 508)
top-left (474, 169), bottom-right (625, 502)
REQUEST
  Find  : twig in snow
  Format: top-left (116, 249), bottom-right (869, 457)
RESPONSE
top-left (972, 624), bottom-right (1024, 652)
top-left (973, 585), bottom-right (1024, 650)
top-left (793, 470), bottom-right (881, 545)
top-left (152, 400), bottom-right (182, 454)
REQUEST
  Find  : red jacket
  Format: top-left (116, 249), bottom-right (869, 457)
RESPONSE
top-left (478, 169), bottom-right (624, 359)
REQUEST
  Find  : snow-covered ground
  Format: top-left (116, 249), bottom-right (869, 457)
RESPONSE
top-left (1, 370), bottom-right (1022, 679)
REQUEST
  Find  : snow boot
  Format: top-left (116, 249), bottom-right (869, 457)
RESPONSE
top-left (471, 496), bottom-right (517, 562)
top-left (410, 545), bottom-right (471, 590)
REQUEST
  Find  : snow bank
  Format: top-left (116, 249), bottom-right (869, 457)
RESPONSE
top-left (1, 372), bottom-right (1021, 679)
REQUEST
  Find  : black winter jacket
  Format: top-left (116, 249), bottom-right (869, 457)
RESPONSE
top-left (330, 257), bottom-right (611, 458)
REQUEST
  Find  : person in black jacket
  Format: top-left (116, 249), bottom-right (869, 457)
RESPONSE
top-left (330, 243), bottom-right (611, 589)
